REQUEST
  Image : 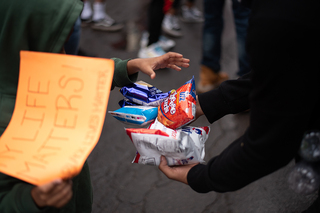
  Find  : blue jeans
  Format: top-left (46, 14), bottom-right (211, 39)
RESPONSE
top-left (64, 17), bottom-right (81, 55)
top-left (201, 0), bottom-right (251, 76)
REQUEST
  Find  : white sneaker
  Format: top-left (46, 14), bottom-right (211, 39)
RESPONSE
top-left (158, 35), bottom-right (175, 51)
top-left (81, 1), bottom-right (93, 25)
top-left (181, 5), bottom-right (204, 23)
top-left (138, 43), bottom-right (166, 58)
top-left (140, 32), bottom-right (175, 51)
top-left (91, 16), bottom-right (124, 32)
top-left (91, 2), bottom-right (124, 31)
top-left (162, 14), bottom-right (183, 37)
top-left (140, 31), bottom-right (149, 48)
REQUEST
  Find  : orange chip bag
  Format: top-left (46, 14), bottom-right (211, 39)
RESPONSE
top-left (157, 76), bottom-right (196, 129)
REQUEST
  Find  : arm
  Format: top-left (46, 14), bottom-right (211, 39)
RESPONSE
top-left (111, 52), bottom-right (190, 90)
top-left (160, 69), bottom-right (319, 192)
top-left (198, 72), bottom-right (252, 123)
top-left (160, 16), bottom-right (320, 193)
top-left (159, 72), bottom-right (253, 188)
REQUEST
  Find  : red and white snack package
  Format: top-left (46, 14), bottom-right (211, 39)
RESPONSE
top-left (125, 119), bottom-right (210, 166)
top-left (157, 77), bottom-right (196, 129)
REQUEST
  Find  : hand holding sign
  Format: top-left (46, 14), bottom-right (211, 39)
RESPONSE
top-left (0, 51), bottom-right (114, 185)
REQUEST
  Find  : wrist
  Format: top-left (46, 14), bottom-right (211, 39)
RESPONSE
top-left (126, 59), bottom-right (140, 76)
top-left (196, 95), bottom-right (204, 118)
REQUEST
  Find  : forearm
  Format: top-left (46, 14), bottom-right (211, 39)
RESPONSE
top-left (198, 72), bottom-right (252, 123)
top-left (187, 108), bottom-right (312, 193)
top-left (111, 58), bottom-right (138, 90)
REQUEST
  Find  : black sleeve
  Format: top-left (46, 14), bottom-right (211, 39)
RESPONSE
top-left (187, 5), bottom-right (320, 193)
top-left (240, 0), bottom-right (252, 8)
top-left (198, 72), bottom-right (252, 124)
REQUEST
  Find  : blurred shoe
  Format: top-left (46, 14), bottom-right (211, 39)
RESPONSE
top-left (140, 31), bottom-right (149, 48)
top-left (91, 18), bottom-right (124, 32)
top-left (162, 14), bottom-right (183, 37)
top-left (138, 43), bottom-right (166, 58)
top-left (91, 2), bottom-right (124, 31)
top-left (80, 1), bottom-right (92, 26)
top-left (197, 65), bottom-right (229, 93)
top-left (140, 32), bottom-right (175, 51)
top-left (180, 5), bottom-right (204, 23)
top-left (158, 35), bottom-right (176, 51)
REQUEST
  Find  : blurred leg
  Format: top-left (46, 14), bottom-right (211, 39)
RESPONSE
top-left (201, 0), bottom-right (224, 73)
top-left (64, 17), bottom-right (81, 55)
top-left (232, 0), bottom-right (251, 76)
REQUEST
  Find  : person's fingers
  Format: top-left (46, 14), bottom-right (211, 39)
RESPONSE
top-left (46, 180), bottom-right (73, 208)
top-left (159, 156), bottom-right (199, 185)
top-left (167, 59), bottom-right (190, 68)
top-left (158, 156), bottom-right (173, 179)
top-left (164, 52), bottom-right (183, 59)
top-left (150, 72), bottom-right (156, 79)
top-left (47, 179), bottom-right (71, 197)
top-left (37, 179), bottom-right (62, 194)
top-left (54, 188), bottom-right (73, 208)
top-left (141, 66), bottom-right (156, 79)
top-left (167, 64), bottom-right (181, 71)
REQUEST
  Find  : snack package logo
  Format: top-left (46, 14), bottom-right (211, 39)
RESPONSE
top-left (181, 77), bottom-right (196, 100)
top-left (175, 156), bottom-right (194, 165)
top-left (157, 76), bottom-right (196, 129)
top-left (181, 126), bottom-right (210, 136)
top-left (179, 91), bottom-right (188, 102)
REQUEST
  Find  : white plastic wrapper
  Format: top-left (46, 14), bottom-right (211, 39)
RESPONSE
top-left (125, 119), bottom-right (210, 166)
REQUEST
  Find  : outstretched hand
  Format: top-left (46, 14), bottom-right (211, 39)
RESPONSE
top-left (158, 155), bottom-right (199, 185)
top-left (127, 52), bottom-right (190, 79)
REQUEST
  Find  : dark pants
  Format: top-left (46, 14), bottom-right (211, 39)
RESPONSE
top-left (201, 0), bottom-right (250, 76)
top-left (148, 0), bottom-right (164, 46)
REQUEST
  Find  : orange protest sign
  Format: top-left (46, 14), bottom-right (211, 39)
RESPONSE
top-left (0, 51), bottom-right (114, 185)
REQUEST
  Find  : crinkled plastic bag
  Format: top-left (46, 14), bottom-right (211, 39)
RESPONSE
top-left (126, 119), bottom-right (210, 166)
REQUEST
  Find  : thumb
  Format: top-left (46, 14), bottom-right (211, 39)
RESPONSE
top-left (141, 66), bottom-right (156, 79)
top-left (38, 179), bottom-right (62, 193)
top-left (146, 68), bottom-right (156, 79)
top-left (159, 155), bottom-right (170, 174)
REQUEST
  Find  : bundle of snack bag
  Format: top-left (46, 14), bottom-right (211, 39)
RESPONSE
top-left (109, 81), bottom-right (168, 126)
top-left (157, 76), bottom-right (196, 129)
top-left (126, 119), bottom-right (210, 166)
top-left (113, 77), bottom-right (210, 166)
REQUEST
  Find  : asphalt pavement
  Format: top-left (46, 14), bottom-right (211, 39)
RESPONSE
top-left (79, 0), bottom-right (318, 212)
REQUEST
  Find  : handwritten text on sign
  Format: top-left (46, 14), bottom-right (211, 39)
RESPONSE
top-left (0, 51), bottom-right (114, 185)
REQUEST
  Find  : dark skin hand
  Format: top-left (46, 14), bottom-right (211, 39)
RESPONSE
top-left (127, 52), bottom-right (190, 79)
top-left (31, 179), bottom-right (73, 209)
top-left (158, 156), bottom-right (199, 184)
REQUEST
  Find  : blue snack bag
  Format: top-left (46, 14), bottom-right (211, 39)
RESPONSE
top-left (118, 98), bottom-right (138, 107)
top-left (120, 81), bottom-right (169, 106)
top-left (108, 106), bottom-right (158, 126)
